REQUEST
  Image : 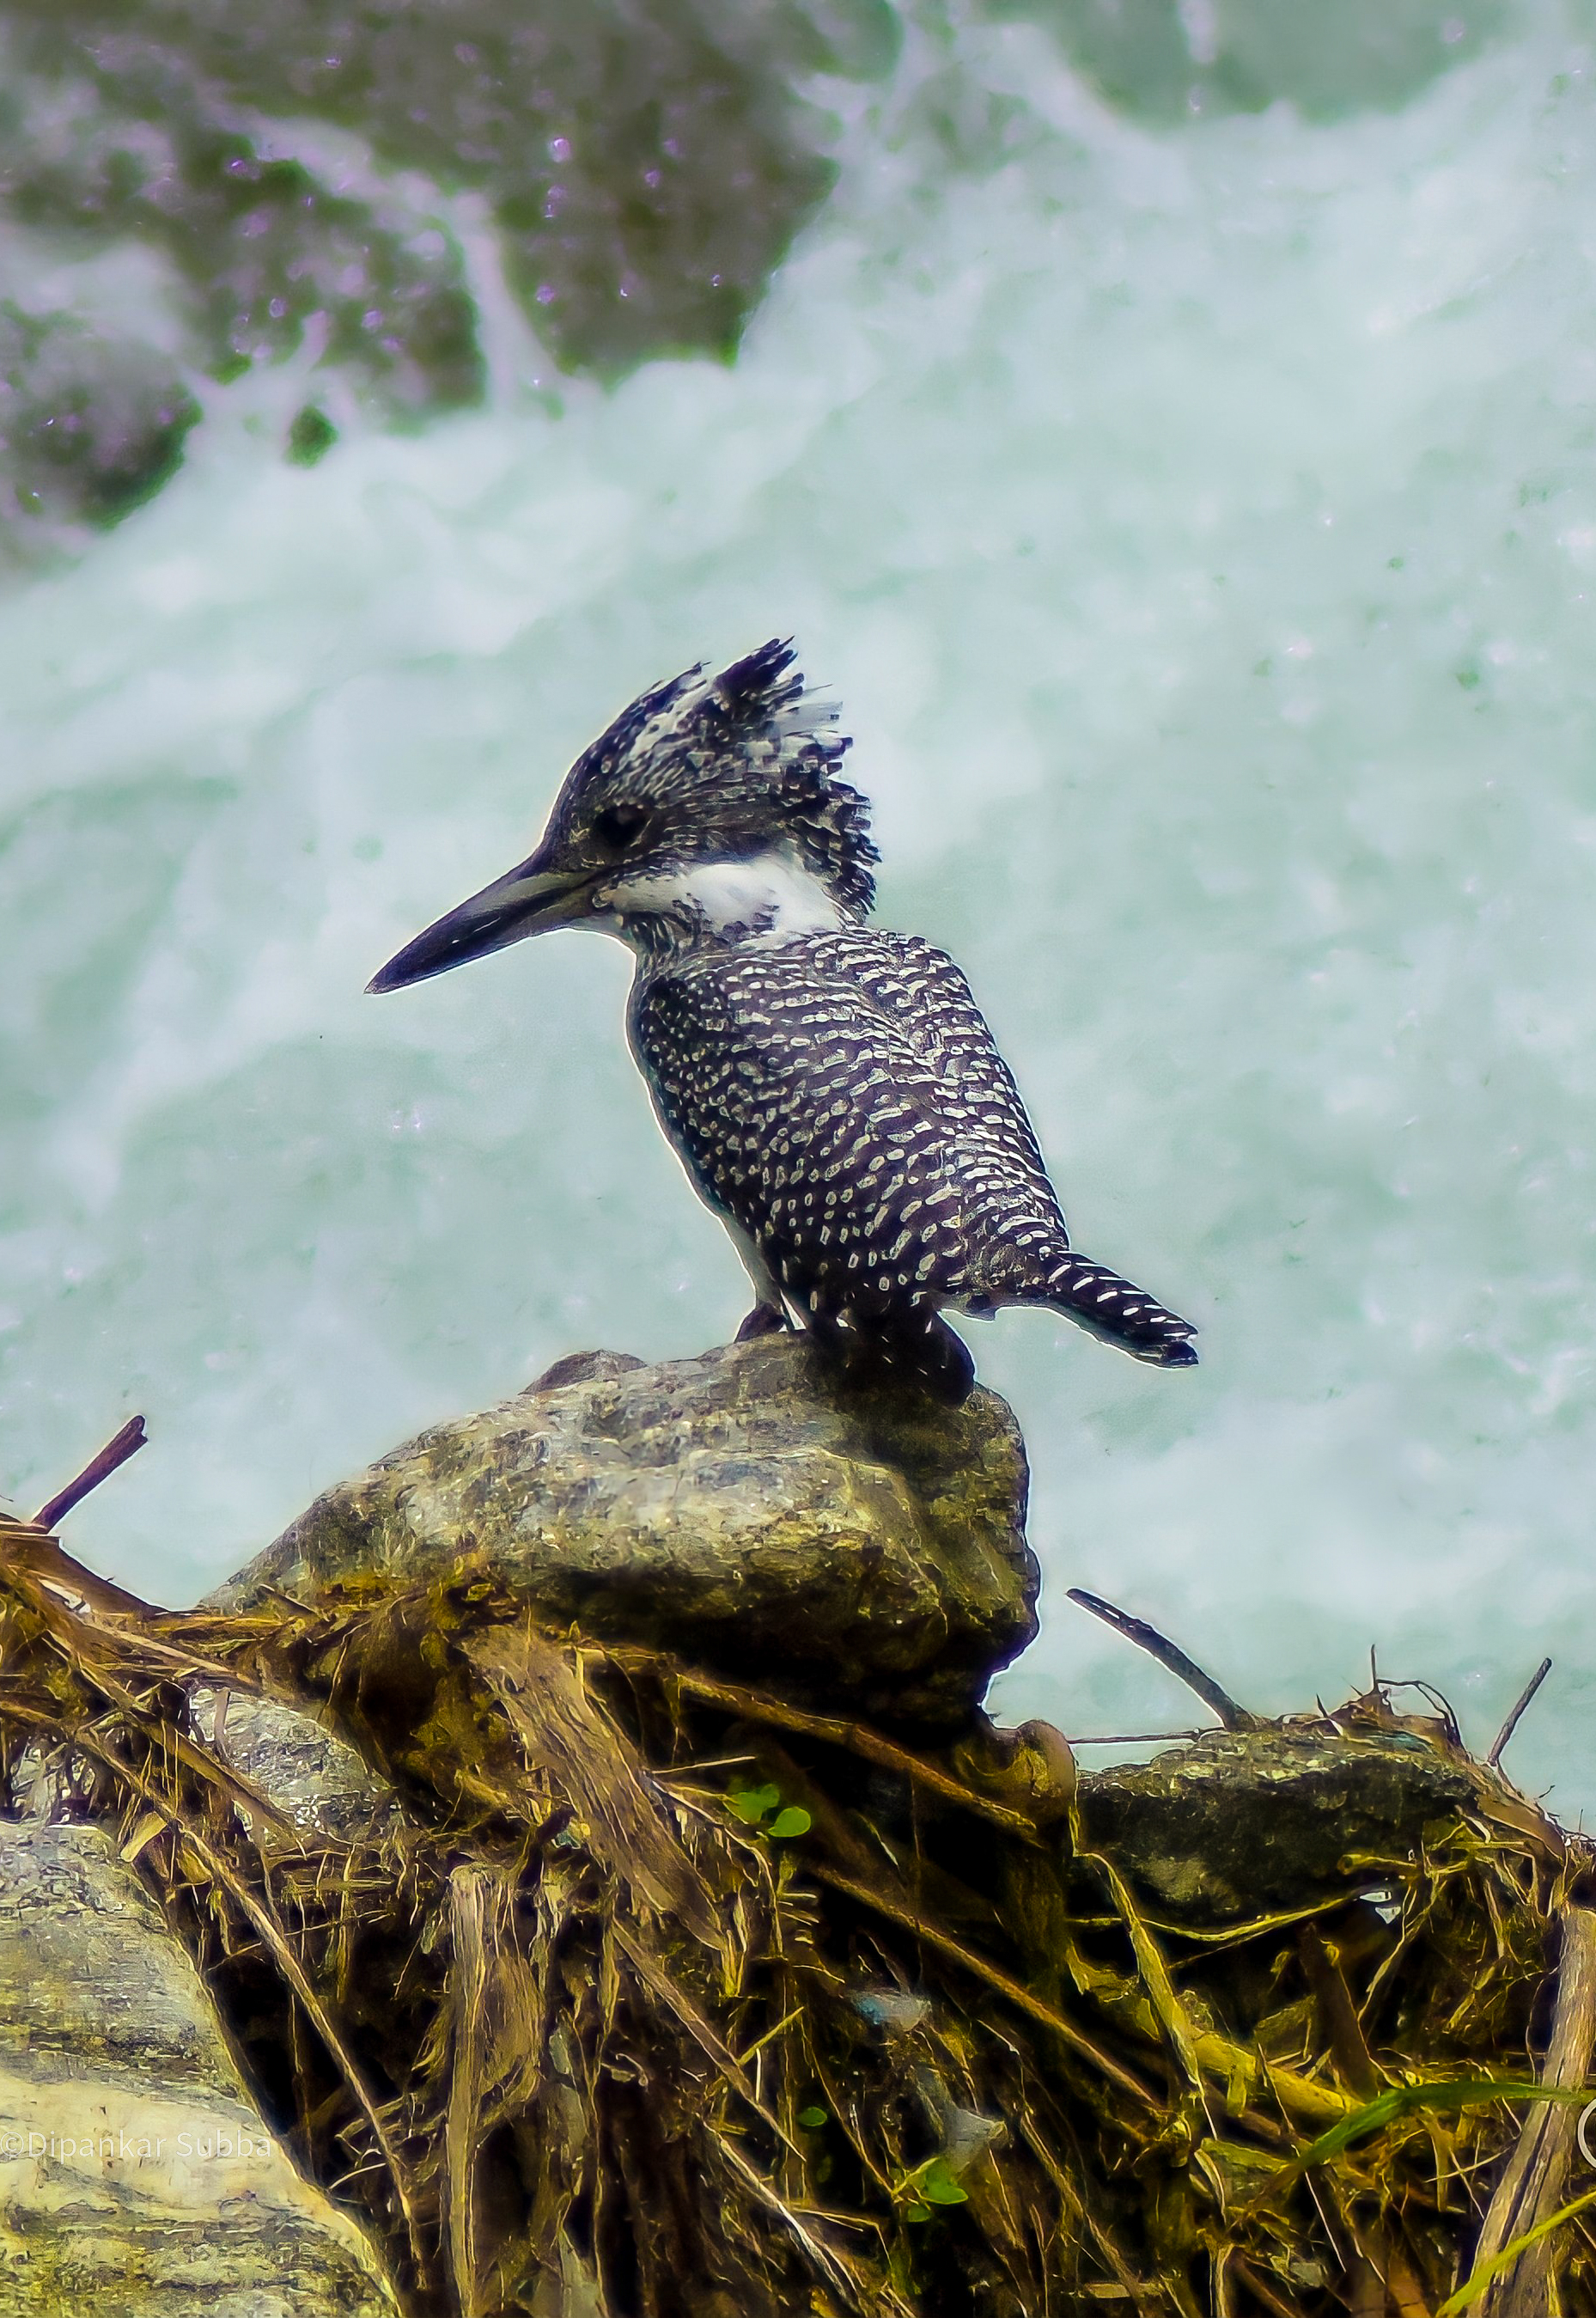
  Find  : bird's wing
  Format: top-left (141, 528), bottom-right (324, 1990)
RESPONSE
top-left (629, 935), bottom-right (1067, 1323)
top-left (807, 930), bottom-right (1066, 1241)
top-left (631, 949), bottom-right (968, 1319)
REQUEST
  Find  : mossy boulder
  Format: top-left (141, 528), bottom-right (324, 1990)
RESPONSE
top-left (212, 1335), bottom-right (1038, 1730)
top-left (1077, 1723), bottom-right (1480, 1923)
top-left (0, 1819), bottom-right (398, 2316)
top-left (0, 304), bottom-right (198, 549)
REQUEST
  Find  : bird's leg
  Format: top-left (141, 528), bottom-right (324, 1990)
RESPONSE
top-left (803, 1305), bottom-right (976, 1406)
top-left (906, 1315), bottom-right (977, 1406)
top-left (865, 1312), bottom-right (974, 1405)
top-left (735, 1302), bottom-right (789, 1340)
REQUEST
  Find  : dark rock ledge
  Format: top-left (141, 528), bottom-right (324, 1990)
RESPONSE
top-left (0, 0), bottom-right (1506, 558)
top-left (0, 0), bottom-right (886, 555)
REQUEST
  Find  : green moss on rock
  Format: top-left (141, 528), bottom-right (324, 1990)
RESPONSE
top-left (213, 1336), bottom-right (1039, 1730)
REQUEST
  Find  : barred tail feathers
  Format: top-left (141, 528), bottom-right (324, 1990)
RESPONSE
top-left (1041, 1248), bottom-right (1198, 1368)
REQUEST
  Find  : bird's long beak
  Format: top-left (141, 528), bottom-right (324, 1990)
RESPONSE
top-left (367, 851), bottom-right (594, 993)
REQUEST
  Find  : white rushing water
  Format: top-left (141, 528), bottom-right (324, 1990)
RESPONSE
top-left (3, 3), bottom-right (1593, 1804)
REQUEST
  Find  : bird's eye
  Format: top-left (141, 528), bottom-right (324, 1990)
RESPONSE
top-left (594, 801), bottom-right (649, 851)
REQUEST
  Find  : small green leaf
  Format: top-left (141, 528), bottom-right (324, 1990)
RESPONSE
top-left (903, 2202), bottom-right (932, 2225)
top-left (797, 2105), bottom-right (828, 2131)
top-left (768, 1806), bottom-right (812, 1839)
top-left (725, 1784), bottom-right (781, 1825)
top-left (919, 2157), bottom-right (969, 2206)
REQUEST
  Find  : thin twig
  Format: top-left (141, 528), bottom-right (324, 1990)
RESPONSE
top-left (67, 1724), bottom-right (430, 2284)
top-left (1360, 1674), bottom-right (1465, 1751)
top-left (1017, 2110), bottom-right (1164, 2315)
top-left (0, 1520), bottom-right (158, 1620)
top-left (808, 1859), bottom-right (1160, 2110)
top-left (34, 1415), bottom-right (149, 1530)
top-left (612, 1918), bottom-right (803, 2158)
top-left (600, 1647), bottom-right (1044, 1840)
top-left (1489, 1660), bottom-right (1553, 1770)
top-left (714, 2131), bottom-right (884, 2316)
top-left (445, 1865), bottom-right (490, 2318)
top-left (1465, 1902), bottom-right (1596, 2315)
top-left (1067, 1589), bottom-right (1257, 1730)
top-left (1068, 1729), bottom-right (1204, 1746)
top-left (1229, 2251), bottom-right (1310, 2316)
top-left (1298, 1923), bottom-right (1381, 2103)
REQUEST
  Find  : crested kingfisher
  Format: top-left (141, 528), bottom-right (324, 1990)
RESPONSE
top-left (369, 641), bottom-right (1197, 1404)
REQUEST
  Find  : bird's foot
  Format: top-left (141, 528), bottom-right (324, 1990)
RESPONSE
top-left (735, 1302), bottom-right (789, 1341)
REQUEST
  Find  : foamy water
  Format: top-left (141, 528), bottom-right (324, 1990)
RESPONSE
top-left (3, 4), bottom-right (1593, 1803)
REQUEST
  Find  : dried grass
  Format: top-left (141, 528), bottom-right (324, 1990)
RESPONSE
top-left (2, 1508), bottom-right (1593, 2318)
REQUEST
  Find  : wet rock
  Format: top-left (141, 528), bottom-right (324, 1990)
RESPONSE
top-left (187, 1684), bottom-right (403, 1846)
top-left (0, 1817), bottom-right (398, 2315)
top-left (0, 0), bottom-right (1503, 551)
top-left (0, 302), bottom-right (198, 545)
top-left (1076, 1724), bottom-right (1478, 1924)
top-left (0, 0), bottom-right (886, 550)
top-left (0, 0), bottom-right (867, 395)
top-left (0, 33), bottom-right (484, 417)
top-left (211, 1334), bottom-right (1039, 1731)
top-left (982, 0), bottom-right (1507, 126)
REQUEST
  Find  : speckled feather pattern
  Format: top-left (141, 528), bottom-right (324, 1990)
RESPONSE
top-left (630, 926), bottom-right (1196, 1363)
top-left (373, 638), bottom-right (1196, 1395)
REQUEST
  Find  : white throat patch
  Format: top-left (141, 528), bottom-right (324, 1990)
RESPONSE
top-left (604, 851), bottom-right (846, 939)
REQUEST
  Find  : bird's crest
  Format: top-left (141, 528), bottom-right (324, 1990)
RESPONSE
top-left (553, 641), bottom-right (880, 915)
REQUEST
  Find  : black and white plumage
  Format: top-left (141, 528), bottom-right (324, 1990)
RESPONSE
top-left (370, 641), bottom-right (1197, 1403)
